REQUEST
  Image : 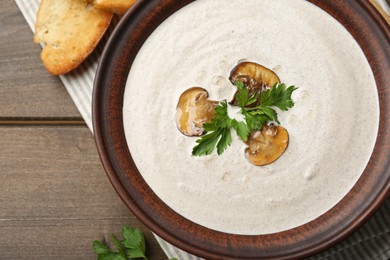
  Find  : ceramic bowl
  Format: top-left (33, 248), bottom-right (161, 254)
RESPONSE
top-left (93, 1), bottom-right (390, 258)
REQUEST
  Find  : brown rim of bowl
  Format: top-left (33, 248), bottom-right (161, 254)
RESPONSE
top-left (92, 0), bottom-right (390, 259)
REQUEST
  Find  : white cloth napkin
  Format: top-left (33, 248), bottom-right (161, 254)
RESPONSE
top-left (14, 1), bottom-right (390, 259)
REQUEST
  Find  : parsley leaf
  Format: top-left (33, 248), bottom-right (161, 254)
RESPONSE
top-left (217, 127), bottom-right (232, 155)
top-left (92, 240), bottom-right (126, 260)
top-left (204, 101), bottom-right (232, 130)
top-left (239, 82), bottom-right (296, 131)
top-left (241, 109), bottom-right (271, 131)
top-left (192, 81), bottom-right (297, 156)
top-left (122, 226), bottom-right (146, 259)
top-left (260, 83), bottom-right (297, 111)
top-left (192, 101), bottom-right (233, 156)
top-left (100, 253), bottom-right (127, 260)
top-left (92, 226), bottom-right (178, 260)
top-left (112, 235), bottom-right (126, 259)
top-left (234, 81), bottom-right (258, 107)
top-left (231, 120), bottom-right (250, 142)
top-left (93, 240), bottom-right (111, 256)
top-left (256, 106), bottom-right (279, 124)
top-left (192, 129), bottom-right (223, 156)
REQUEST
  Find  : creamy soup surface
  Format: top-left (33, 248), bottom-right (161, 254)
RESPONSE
top-left (123, 0), bottom-right (379, 234)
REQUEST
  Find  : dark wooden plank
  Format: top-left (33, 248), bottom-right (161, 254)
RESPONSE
top-left (0, 126), bottom-right (166, 259)
top-left (0, 119), bottom-right (85, 125)
top-left (0, 0), bottom-right (81, 119)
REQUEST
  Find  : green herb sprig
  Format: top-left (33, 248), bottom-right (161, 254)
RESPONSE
top-left (192, 81), bottom-right (297, 156)
top-left (92, 225), bottom-right (177, 260)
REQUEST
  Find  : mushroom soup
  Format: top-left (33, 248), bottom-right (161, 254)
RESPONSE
top-left (123, 0), bottom-right (379, 234)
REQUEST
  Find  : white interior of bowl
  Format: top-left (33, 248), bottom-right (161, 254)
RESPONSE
top-left (123, 0), bottom-right (379, 235)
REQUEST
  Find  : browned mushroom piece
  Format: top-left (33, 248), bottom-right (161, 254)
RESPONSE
top-left (175, 87), bottom-right (218, 136)
top-left (245, 125), bottom-right (289, 166)
top-left (229, 61), bottom-right (280, 106)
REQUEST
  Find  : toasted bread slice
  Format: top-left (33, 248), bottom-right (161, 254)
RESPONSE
top-left (92, 0), bottom-right (137, 15)
top-left (34, 0), bottom-right (113, 75)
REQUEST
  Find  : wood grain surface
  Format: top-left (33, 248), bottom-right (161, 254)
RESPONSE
top-left (0, 126), bottom-right (165, 259)
top-left (0, 1), bottom-right (166, 259)
top-left (0, 0), bottom-right (81, 119)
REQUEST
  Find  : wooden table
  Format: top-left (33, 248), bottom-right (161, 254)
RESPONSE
top-left (1, 1), bottom-right (389, 259)
top-left (0, 1), bottom-right (166, 259)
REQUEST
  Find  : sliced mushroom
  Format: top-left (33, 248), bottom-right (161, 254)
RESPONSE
top-left (245, 124), bottom-right (289, 166)
top-left (229, 61), bottom-right (280, 106)
top-left (176, 87), bottom-right (218, 136)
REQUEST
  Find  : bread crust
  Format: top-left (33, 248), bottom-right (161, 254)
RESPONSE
top-left (93, 0), bottom-right (137, 15)
top-left (34, 0), bottom-right (113, 75)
